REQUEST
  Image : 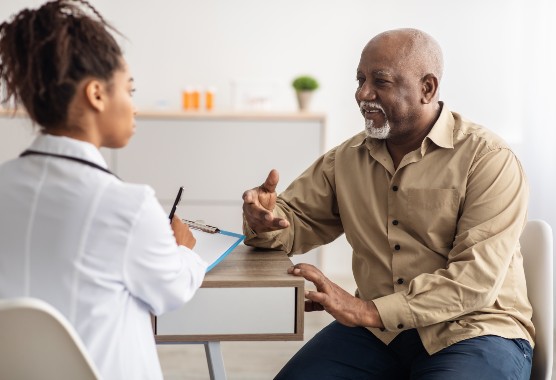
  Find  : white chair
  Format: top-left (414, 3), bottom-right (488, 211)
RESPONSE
top-left (520, 219), bottom-right (554, 380)
top-left (0, 297), bottom-right (101, 380)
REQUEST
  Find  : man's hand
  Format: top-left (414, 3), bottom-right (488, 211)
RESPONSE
top-left (288, 263), bottom-right (384, 329)
top-left (171, 214), bottom-right (196, 249)
top-left (242, 169), bottom-right (290, 233)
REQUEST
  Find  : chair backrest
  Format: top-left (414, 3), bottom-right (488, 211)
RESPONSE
top-left (520, 220), bottom-right (554, 380)
top-left (0, 297), bottom-right (100, 380)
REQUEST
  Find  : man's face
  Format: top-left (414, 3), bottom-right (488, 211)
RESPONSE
top-left (355, 36), bottom-right (424, 140)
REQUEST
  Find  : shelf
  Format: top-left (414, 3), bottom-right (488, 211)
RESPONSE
top-left (0, 108), bottom-right (325, 122)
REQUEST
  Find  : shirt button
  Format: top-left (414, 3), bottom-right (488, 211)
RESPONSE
top-left (394, 244), bottom-right (401, 251)
top-left (380, 328), bottom-right (386, 332)
top-left (392, 186), bottom-right (398, 191)
top-left (397, 278), bottom-right (404, 284)
top-left (397, 324), bottom-right (404, 329)
top-left (392, 220), bottom-right (399, 226)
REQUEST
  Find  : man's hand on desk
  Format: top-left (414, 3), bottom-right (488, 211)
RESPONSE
top-left (242, 169), bottom-right (290, 233)
top-left (288, 263), bottom-right (385, 329)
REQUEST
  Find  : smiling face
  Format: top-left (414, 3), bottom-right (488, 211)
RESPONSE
top-left (355, 29), bottom-right (442, 141)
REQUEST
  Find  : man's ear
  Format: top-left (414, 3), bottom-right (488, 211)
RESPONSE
top-left (84, 79), bottom-right (106, 112)
top-left (421, 74), bottom-right (439, 104)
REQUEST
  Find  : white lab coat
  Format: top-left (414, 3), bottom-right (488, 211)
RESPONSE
top-left (0, 134), bottom-right (208, 380)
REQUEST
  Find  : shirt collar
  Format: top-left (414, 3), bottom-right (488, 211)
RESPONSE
top-left (349, 102), bottom-right (455, 155)
top-left (350, 133), bottom-right (367, 149)
top-left (28, 134), bottom-right (109, 169)
top-left (423, 102), bottom-right (454, 150)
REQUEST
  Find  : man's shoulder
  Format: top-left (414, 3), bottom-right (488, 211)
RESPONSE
top-left (451, 111), bottom-right (511, 152)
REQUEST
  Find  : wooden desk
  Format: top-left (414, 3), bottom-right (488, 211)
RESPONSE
top-left (155, 245), bottom-right (304, 343)
top-left (153, 245), bottom-right (304, 379)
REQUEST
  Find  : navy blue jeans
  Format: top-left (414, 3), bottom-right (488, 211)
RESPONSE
top-left (275, 321), bottom-right (532, 380)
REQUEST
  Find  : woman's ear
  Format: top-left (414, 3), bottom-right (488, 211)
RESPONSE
top-left (84, 79), bottom-right (106, 112)
top-left (421, 74), bottom-right (439, 104)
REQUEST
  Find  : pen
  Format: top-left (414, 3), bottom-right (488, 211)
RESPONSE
top-left (168, 186), bottom-right (184, 220)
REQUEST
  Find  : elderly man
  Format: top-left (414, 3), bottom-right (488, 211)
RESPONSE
top-left (242, 28), bottom-right (533, 379)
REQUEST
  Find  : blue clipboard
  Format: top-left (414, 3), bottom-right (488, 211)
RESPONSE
top-left (185, 220), bottom-right (245, 272)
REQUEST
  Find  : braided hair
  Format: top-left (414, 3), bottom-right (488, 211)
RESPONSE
top-left (0, 0), bottom-right (123, 130)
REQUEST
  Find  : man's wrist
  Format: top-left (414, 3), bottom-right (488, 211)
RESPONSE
top-left (359, 300), bottom-right (384, 329)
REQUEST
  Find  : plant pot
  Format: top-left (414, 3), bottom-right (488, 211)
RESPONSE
top-left (296, 90), bottom-right (313, 111)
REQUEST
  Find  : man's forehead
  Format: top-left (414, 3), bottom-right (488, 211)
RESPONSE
top-left (358, 43), bottom-right (405, 73)
top-left (357, 66), bottom-right (394, 76)
top-left (357, 53), bottom-right (396, 76)
top-left (373, 69), bottom-right (394, 77)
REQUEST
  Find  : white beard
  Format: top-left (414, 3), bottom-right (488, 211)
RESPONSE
top-left (361, 101), bottom-right (391, 139)
top-left (364, 114), bottom-right (391, 139)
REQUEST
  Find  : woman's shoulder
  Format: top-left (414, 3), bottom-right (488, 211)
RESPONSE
top-left (103, 180), bottom-right (160, 216)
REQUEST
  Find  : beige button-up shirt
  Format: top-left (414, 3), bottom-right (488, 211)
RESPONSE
top-left (244, 104), bottom-right (534, 354)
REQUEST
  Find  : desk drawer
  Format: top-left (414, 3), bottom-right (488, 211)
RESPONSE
top-left (156, 287), bottom-right (296, 339)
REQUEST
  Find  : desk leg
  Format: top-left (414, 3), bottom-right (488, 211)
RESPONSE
top-left (204, 341), bottom-right (227, 380)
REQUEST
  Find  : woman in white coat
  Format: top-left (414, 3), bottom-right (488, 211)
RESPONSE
top-left (0, 1), bottom-right (208, 379)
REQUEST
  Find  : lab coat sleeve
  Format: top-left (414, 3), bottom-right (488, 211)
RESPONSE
top-left (122, 190), bottom-right (208, 316)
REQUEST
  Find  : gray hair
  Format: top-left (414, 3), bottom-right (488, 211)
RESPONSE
top-left (372, 28), bottom-right (444, 82)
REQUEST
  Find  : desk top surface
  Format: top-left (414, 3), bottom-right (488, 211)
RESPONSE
top-left (202, 245), bottom-right (303, 288)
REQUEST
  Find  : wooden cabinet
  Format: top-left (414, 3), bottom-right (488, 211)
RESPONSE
top-left (155, 246), bottom-right (304, 342)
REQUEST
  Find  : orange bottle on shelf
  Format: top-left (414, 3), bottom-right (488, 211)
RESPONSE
top-left (191, 87), bottom-right (200, 110)
top-left (182, 88), bottom-right (193, 110)
top-left (205, 87), bottom-right (215, 111)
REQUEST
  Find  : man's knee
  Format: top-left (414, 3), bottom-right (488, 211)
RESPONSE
top-left (412, 335), bottom-right (533, 380)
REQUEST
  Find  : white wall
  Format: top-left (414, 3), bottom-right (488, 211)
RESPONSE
top-left (2, 0), bottom-right (555, 278)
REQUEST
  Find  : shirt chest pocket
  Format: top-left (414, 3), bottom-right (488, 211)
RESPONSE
top-left (407, 188), bottom-right (459, 251)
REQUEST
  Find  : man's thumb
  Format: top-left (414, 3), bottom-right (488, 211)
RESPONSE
top-left (261, 169), bottom-right (279, 193)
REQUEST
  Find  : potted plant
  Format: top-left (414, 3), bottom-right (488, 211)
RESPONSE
top-left (292, 75), bottom-right (319, 111)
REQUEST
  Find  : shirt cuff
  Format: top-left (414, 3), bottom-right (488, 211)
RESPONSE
top-left (373, 292), bottom-right (416, 332)
top-left (242, 215), bottom-right (258, 238)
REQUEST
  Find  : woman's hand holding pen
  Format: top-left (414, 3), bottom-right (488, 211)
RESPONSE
top-left (171, 214), bottom-right (196, 249)
top-left (168, 187), bottom-right (195, 249)
top-left (242, 169), bottom-right (290, 233)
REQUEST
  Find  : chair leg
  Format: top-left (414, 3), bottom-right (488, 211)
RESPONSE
top-left (204, 341), bottom-right (227, 380)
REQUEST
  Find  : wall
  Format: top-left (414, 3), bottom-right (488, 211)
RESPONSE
top-left (1, 0), bottom-right (555, 278)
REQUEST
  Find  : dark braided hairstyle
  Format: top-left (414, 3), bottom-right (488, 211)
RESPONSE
top-left (0, 0), bottom-right (123, 130)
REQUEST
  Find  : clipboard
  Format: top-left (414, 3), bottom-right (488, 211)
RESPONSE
top-left (183, 219), bottom-right (245, 272)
